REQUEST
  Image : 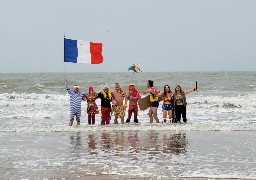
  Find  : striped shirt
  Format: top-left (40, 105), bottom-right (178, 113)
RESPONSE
top-left (67, 89), bottom-right (85, 112)
top-left (65, 82), bottom-right (85, 113)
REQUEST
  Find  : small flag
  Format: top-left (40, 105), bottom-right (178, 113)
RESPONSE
top-left (64, 38), bottom-right (103, 64)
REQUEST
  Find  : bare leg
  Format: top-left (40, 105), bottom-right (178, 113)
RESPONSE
top-left (121, 117), bottom-right (124, 124)
top-left (162, 110), bottom-right (167, 123)
top-left (114, 116), bottom-right (118, 124)
top-left (168, 110), bottom-right (173, 123)
top-left (68, 121), bottom-right (73, 126)
top-left (149, 108), bottom-right (153, 123)
top-left (152, 107), bottom-right (159, 123)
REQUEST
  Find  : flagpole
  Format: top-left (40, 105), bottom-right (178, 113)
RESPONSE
top-left (63, 34), bottom-right (67, 81)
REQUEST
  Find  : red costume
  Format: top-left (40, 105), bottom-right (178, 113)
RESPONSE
top-left (83, 87), bottom-right (98, 125)
top-left (126, 84), bottom-right (141, 123)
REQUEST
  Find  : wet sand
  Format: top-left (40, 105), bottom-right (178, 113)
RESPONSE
top-left (1, 131), bottom-right (256, 180)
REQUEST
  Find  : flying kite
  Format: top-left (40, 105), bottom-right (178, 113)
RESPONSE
top-left (128, 64), bottom-right (142, 73)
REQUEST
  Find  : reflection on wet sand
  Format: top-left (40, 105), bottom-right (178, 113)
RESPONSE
top-left (86, 131), bottom-right (187, 157)
top-left (87, 133), bottom-right (97, 154)
top-left (69, 132), bottom-right (83, 159)
top-left (163, 133), bottom-right (187, 154)
top-left (69, 132), bottom-right (82, 149)
top-left (146, 131), bottom-right (161, 159)
top-left (128, 131), bottom-right (140, 156)
top-left (112, 132), bottom-right (125, 157)
top-left (68, 131), bottom-right (189, 178)
top-left (101, 132), bottom-right (111, 152)
top-left (138, 131), bottom-right (188, 161)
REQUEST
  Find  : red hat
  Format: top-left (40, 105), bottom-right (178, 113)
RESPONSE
top-left (88, 86), bottom-right (94, 91)
top-left (129, 84), bottom-right (135, 91)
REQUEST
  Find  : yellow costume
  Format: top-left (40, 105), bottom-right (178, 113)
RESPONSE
top-left (101, 90), bottom-right (112, 99)
top-left (112, 106), bottom-right (125, 118)
top-left (149, 94), bottom-right (158, 102)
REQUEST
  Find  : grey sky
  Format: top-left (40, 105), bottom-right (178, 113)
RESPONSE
top-left (0, 0), bottom-right (255, 73)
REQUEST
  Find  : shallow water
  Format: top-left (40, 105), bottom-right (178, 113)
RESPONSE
top-left (1, 131), bottom-right (256, 179)
top-left (1, 72), bottom-right (256, 132)
top-left (1, 72), bottom-right (256, 179)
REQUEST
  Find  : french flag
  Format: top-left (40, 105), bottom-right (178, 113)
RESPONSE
top-left (64, 38), bottom-right (103, 64)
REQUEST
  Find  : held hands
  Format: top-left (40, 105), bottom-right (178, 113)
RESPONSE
top-left (112, 99), bottom-right (117, 106)
top-left (122, 104), bottom-right (128, 109)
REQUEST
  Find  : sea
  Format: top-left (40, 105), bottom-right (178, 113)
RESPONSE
top-left (0, 72), bottom-right (256, 180)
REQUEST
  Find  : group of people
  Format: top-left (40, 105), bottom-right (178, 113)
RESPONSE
top-left (64, 78), bottom-right (196, 126)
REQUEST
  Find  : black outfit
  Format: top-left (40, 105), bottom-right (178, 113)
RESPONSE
top-left (98, 92), bottom-right (112, 108)
top-left (174, 105), bottom-right (187, 123)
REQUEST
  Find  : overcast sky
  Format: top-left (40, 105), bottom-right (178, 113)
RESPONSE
top-left (0, 0), bottom-right (255, 73)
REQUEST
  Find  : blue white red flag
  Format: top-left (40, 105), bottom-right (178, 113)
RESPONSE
top-left (64, 38), bottom-right (103, 64)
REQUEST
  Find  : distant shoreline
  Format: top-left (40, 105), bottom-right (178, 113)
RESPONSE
top-left (0, 71), bottom-right (255, 74)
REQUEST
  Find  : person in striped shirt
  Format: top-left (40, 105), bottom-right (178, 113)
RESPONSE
top-left (65, 78), bottom-right (85, 126)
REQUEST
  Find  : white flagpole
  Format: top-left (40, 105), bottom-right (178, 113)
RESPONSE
top-left (63, 34), bottom-right (67, 81)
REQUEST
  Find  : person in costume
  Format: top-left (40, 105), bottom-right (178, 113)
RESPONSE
top-left (112, 83), bottom-right (128, 124)
top-left (83, 86), bottom-right (98, 125)
top-left (157, 85), bottom-right (174, 123)
top-left (142, 80), bottom-right (160, 123)
top-left (126, 84), bottom-right (141, 123)
top-left (98, 84), bottom-right (113, 125)
top-left (64, 78), bottom-right (85, 126)
top-left (173, 85), bottom-right (196, 123)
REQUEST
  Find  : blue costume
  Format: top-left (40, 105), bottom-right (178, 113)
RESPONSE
top-left (65, 82), bottom-right (85, 122)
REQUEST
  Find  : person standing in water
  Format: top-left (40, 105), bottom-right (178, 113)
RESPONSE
top-left (65, 78), bottom-right (85, 126)
top-left (142, 80), bottom-right (160, 123)
top-left (83, 86), bottom-right (98, 125)
top-left (126, 84), bottom-right (141, 123)
top-left (157, 85), bottom-right (174, 123)
top-left (173, 85), bottom-right (196, 123)
top-left (112, 83), bottom-right (127, 124)
top-left (98, 84), bottom-right (113, 125)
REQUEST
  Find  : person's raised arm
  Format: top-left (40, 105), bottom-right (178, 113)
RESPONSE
top-left (64, 78), bottom-right (70, 91)
top-left (184, 87), bottom-right (196, 94)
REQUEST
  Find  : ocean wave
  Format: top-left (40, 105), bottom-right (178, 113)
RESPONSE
top-left (1, 93), bottom-right (256, 130)
top-left (222, 102), bottom-right (242, 108)
top-left (1, 122), bottom-right (256, 133)
top-left (0, 84), bottom-right (7, 89)
top-left (189, 93), bottom-right (256, 111)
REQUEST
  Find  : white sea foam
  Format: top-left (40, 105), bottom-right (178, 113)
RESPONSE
top-left (0, 92), bottom-right (256, 132)
top-left (1, 122), bottom-right (256, 132)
